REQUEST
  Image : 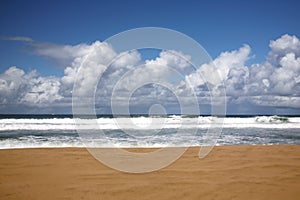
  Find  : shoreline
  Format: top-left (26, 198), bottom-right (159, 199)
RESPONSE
top-left (0, 143), bottom-right (299, 150)
top-left (1, 145), bottom-right (299, 199)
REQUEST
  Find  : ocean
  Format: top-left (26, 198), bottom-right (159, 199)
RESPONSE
top-left (0, 115), bottom-right (299, 149)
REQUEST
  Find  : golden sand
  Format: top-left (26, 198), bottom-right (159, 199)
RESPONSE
top-left (0, 145), bottom-right (299, 200)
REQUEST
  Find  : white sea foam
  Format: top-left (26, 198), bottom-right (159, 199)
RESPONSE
top-left (0, 116), bottom-right (300, 131)
top-left (0, 116), bottom-right (299, 149)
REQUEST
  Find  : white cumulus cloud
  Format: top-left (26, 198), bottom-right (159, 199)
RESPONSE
top-left (1, 34), bottom-right (300, 113)
top-left (0, 66), bottom-right (62, 106)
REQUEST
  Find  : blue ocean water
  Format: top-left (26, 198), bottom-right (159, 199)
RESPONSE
top-left (0, 115), bottom-right (299, 149)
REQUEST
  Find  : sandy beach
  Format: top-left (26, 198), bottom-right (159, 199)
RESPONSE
top-left (0, 145), bottom-right (299, 200)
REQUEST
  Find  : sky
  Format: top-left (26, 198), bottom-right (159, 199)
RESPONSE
top-left (0, 0), bottom-right (300, 115)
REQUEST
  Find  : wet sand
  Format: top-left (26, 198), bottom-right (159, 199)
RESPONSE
top-left (0, 145), bottom-right (299, 200)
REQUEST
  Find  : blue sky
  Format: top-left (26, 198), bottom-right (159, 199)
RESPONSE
top-left (1, 0), bottom-right (299, 74)
top-left (0, 0), bottom-right (300, 114)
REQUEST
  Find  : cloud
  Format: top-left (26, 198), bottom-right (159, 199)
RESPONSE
top-left (96, 50), bottom-right (191, 97)
top-left (1, 34), bottom-right (300, 114)
top-left (247, 35), bottom-right (300, 98)
top-left (0, 40), bottom-right (142, 110)
top-left (1, 36), bottom-right (34, 42)
top-left (102, 50), bottom-right (192, 108)
top-left (186, 45), bottom-right (250, 89)
top-left (32, 42), bottom-right (92, 67)
top-left (184, 35), bottom-right (300, 109)
top-left (146, 50), bottom-right (192, 70)
top-left (2, 36), bottom-right (91, 67)
top-left (268, 34), bottom-right (300, 65)
top-left (62, 41), bottom-right (118, 97)
top-left (0, 66), bottom-right (62, 106)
